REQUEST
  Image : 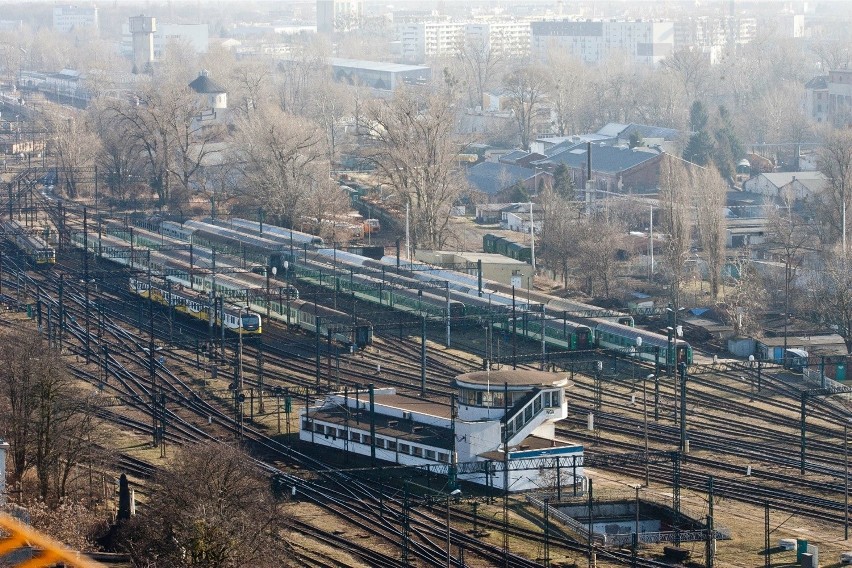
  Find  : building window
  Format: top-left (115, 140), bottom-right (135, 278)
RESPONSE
top-left (425, 449), bottom-right (436, 460)
top-left (399, 443), bottom-right (410, 454)
top-left (387, 440), bottom-right (398, 451)
top-left (412, 446), bottom-right (423, 457)
top-left (438, 453), bottom-right (449, 463)
top-left (350, 431), bottom-right (361, 443)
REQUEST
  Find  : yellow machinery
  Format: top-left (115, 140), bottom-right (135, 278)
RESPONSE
top-left (0, 513), bottom-right (104, 567)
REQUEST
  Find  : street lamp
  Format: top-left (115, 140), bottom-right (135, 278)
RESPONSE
top-left (447, 488), bottom-right (461, 568)
top-left (266, 265), bottom-right (277, 319)
top-left (283, 260), bottom-right (290, 326)
top-left (632, 483), bottom-right (642, 553)
top-left (644, 373), bottom-right (652, 486)
top-left (632, 336), bottom-right (642, 393)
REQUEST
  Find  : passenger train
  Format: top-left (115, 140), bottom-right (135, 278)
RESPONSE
top-left (71, 228), bottom-right (373, 349)
top-left (110, 216), bottom-right (686, 362)
top-left (3, 220), bottom-right (56, 265)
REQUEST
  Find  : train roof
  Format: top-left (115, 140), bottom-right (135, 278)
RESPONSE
top-left (594, 320), bottom-right (689, 349)
top-left (183, 220), bottom-right (287, 251)
top-left (217, 218), bottom-right (324, 245)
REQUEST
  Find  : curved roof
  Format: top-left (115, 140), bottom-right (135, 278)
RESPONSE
top-left (189, 72), bottom-right (226, 94)
top-left (454, 370), bottom-right (569, 389)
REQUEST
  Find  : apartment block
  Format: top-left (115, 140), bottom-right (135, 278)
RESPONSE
top-left (317, 0), bottom-right (364, 34)
top-left (531, 19), bottom-right (674, 65)
top-left (53, 5), bottom-right (99, 34)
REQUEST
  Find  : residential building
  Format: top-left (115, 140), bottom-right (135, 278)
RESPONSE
top-left (773, 13), bottom-right (805, 38)
top-left (535, 142), bottom-right (666, 194)
top-left (0, 20), bottom-right (23, 32)
top-left (299, 370), bottom-right (582, 492)
top-left (827, 68), bottom-right (852, 127)
top-left (466, 161), bottom-right (538, 197)
top-left (596, 122), bottom-right (686, 155)
top-left (399, 21), bottom-right (465, 62)
top-left (464, 21), bottom-right (531, 57)
top-left (53, 5), bottom-right (98, 34)
top-left (742, 172), bottom-right (828, 201)
top-left (804, 75), bottom-right (828, 124)
top-left (530, 19), bottom-right (674, 66)
top-left (317, 0), bottom-right (364, 34)
top-left (672, 16), bottom-right (756, 50)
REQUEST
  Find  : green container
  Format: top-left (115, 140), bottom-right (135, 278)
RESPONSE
top-left (796, 538), bottom-right (808, 562)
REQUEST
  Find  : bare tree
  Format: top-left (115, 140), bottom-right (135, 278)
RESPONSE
top-left (39, 109), bottom-right (100, 199)
top-left (359, 89), bottom-right (466, 251)
top-left (545, 53), bottom-right (597, 136)
top-left (718, 254), bottom-right (767, 336)
top-left (502, 64), bottom-right (549, 151)
top-left (304, 178), bottom-right (353, 244)
top-left (458, 39), bottom-right (504, 109)
top-left (228, 59), bottom-right (273, 119)
top-left (231, 104), bottom-right (328, 228)
top-left (103, 68), bottom-right (226, 208)
top-left (659, 155), bottom-right (695, 309)
top-left (0, 331), bottom-right (100, 502)
top-left (693, 166), bottom-right (727, 299)
top-left (806, 246), bottom-right (852, 353)
top-left (811, 38), bottom-right (852, 72)
top-left (90, 101), bottom-right (146, 201)
top-left (118, 441), bottom-right (292, 567)
top-left (276, 39), bottom-right (330, 116)
top-left (660, 48), bottom-right (713, 104)
top-left (570, 215), bottom-right (623, 298)
top-left (765, 191), bottom-right (812, 322)
top-left (816, 127), bottom-right (852, 245)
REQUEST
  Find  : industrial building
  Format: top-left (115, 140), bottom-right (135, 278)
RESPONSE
top-left (300, 369), bottom-right (583, 492)
top-left (330, 58), bottom-right (431, 90)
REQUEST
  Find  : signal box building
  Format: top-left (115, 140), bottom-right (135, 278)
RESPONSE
top-left (299, 369), bottom-right (583, 492)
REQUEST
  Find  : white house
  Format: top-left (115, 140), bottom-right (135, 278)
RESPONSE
top-left (502, 204), bottom-right (544, 234)
top-left (742, 172), bottom-right (827, 201)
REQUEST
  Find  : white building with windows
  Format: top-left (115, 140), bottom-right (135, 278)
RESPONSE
top-left (399, 21), bottom-right (465, 62)
top-left (465, 21), bottom-right (531, 57)
top-left (317, 0), bottom-right (364, 34)
top-left (531, 19), bottom-right (674, 66)
top-left (53, 5), bottom-right (99, 34)
top-left (121, 23), bottom-right (209, 58)
top-left (300, 370), bottom-right (583, 492)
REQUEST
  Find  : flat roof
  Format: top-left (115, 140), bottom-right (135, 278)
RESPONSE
top-left (330, 57), bottom-right (430, 73)
top-left (479, 435), bottom-right (580, 460)
top-left (440, 251), bottom-right (528, 265)
top-left (308, 404), bottom-right (453, 449)
top-left (454, 369), bottom-right (569, 389)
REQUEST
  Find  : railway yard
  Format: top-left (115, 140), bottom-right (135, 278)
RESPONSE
top-left (3, 187), bottom-right (852, 567)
